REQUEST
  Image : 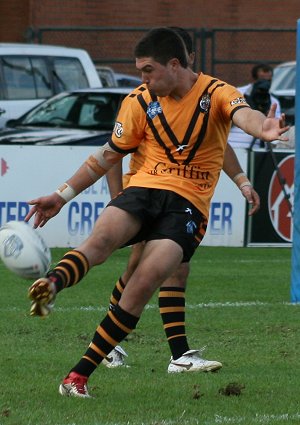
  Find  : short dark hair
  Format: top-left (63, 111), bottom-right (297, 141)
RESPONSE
top-left (251, 63), bottom-right (273, 80)
top-left (168, 26), bottom-right (193, 55)
top-left (134, 27), bottom-right (188, 68)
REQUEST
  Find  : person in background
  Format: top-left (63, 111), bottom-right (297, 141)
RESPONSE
top-left (228, 63), bottom-right (282, 149)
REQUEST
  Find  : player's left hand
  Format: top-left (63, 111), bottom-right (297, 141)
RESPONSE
top-left (262, 104), bottom-right (290, 142)
top-left (240, 185), bottom-right (260, 216)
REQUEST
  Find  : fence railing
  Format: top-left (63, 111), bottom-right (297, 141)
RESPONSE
top-left (25, 26), bottom-right (296, 86)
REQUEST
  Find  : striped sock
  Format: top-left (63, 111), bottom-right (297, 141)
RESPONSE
top-left (159, 287), bottom-right (189, 360)
top-left (71, 304), bottom-right (139, 377)
top-left (109, 277), bottom-right (126, 310)
top-left (47, 249), bottom-right (89, 293)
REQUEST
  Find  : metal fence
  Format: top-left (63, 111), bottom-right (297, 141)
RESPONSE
top-left (25, 26), bottom-right (296, 86)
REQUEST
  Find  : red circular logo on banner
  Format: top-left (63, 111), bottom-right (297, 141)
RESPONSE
top-left (268, 155), bottom-right (294, 242)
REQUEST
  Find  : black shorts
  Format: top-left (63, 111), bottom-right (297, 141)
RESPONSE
top-left (107, 187), bottom-right (208, 262)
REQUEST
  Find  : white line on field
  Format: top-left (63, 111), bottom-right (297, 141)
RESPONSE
top-left (62, 411), bottom-right (300, 425)
top-left (1, 300), bottom-right (299, 313)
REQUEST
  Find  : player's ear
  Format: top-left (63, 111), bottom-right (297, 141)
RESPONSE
top-left (169, 58), bottom-right (181, 70)
top-left (189, 52), bottom-right (195, 66)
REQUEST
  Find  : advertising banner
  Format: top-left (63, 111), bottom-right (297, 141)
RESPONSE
top-left (0, 146), bottom-right (248, 247)
top-left (247, 148), bottom-right (294, 246)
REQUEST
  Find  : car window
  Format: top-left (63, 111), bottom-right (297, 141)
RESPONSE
top-left (52, 58), bottom-right (89, 92)
top-left (79, 95), bottom-right (117, 128)
top-left (31, 58), bottom-right (52, 98)
top-left (0, 56), bottom-right (52, 100)
top-left (23, 94), bottom-right (78, 125)
top-left (20, 92), bottom-right (124, 129)
top-left (1, 56), bottom-right (36, 100)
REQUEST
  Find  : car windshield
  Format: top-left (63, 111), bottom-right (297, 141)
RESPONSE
top-left (20, 92), bottom-right (123, 130)
top-left (271, 63), bottom-right (296, 91)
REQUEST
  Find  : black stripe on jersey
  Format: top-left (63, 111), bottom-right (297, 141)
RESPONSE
top-left (183, 82), bottom-right (226, 165)
top-left (137, 93), bottom-right (179, 165)
top-left (181, 79), bottom-right (218, 148)
top-left (230, 104), bottom-right (250, 120)
top-left (108, 139), bottom-right (137, 154)
top-left (129, 86), bottom-right (147, 99)
top-left (152, 79), bottom-right (219, 153)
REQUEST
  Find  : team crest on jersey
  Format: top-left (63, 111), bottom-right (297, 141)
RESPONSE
top-left (147, 101), bottom-right (162, 119)
top-left (113, 121), bottom-right (123, 138)
top-left (199, 94), bottom-right (211, 113)
top-left (186, 220), bottom-right (197, 234)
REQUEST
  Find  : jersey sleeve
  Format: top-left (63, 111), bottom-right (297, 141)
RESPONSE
top-left (110, 89), bottom-right (147, 154)
top-left (218, 84), bottom-right (250, 121)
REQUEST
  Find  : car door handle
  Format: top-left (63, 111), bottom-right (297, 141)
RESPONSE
top-left (0, 108), bottom-right (6, 115)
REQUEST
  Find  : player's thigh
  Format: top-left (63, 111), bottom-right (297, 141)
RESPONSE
top-left (119, 239), bottom-right (183, 315)
top-left (78, 206), bottom-right (141, 264)
top-left (161, 262), bottom-right (190, 288)
top-left (127, 242), bottom-right (145, 271)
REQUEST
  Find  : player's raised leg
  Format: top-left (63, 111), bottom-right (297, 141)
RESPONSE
top-left (28, 206), bottom-right (141, 317)
top-left (59, 238), bottom-right (184, 397)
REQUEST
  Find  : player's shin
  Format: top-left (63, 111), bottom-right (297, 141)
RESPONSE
top-left (68, 304), bottom-right (139, 377)
top-left (159, 287), bottom-right (189, 359)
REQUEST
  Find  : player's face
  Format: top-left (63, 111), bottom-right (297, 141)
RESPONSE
top-left (136, 57), bottom-right (177, 97)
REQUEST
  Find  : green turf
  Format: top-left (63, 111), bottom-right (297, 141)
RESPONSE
top-left (1, 246), bottom-right (299, 425)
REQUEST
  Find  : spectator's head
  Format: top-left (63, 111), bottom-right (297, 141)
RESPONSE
top-left (251, 63), bottom-right (273, 82)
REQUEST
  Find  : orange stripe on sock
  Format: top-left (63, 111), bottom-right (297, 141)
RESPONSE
top-left (116, 280), bottom-right (125, 292)
top-left (167, 333), bottom-right (186, 341)
top-left (108, 310), bottom-right (132, 333)
top-left (110, 295), bottom-right (118, 306)
top-left (164, 321), bottom-right (185, 329)
top-left (71, 250), bottom-right (89, 274)
top-left (56, 266), bottom-right (71, 286)
top-left (96, 326), bottom-right (118, 347)
top-left (159, 291), bottom-right (184, 298)
top-left (89, 342), bottom-right (107, 358)
top-left (82, 355), bottom-right (98, 366)
top-left (159, 306), bottom-right (185, 314)
top-left (60, 259), bottom-right (79, 283)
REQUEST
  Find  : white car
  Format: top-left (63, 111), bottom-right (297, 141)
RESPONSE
top-left (0, 43), bottom-right (102, 128)
top-left (270, 61), bottom-right (296, 125)
top-left (0, 87), bottom-right (131, 146)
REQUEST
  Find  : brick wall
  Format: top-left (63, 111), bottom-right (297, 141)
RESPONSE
top-left (0, 0), bottom-right (298, 85)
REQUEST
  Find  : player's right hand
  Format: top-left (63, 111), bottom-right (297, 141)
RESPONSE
top-left (25, 192), bottom-right (66, 228)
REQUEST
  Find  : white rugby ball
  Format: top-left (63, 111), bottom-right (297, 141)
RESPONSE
top-left (0, 221), bottom-right (51, 279)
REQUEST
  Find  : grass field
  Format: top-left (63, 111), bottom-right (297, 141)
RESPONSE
top-left (0, 246), bottom-right (299, 425)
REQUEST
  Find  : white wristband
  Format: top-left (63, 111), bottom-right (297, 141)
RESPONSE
top-left (55, 183), bottom-right (76, 203)
top-left (239, 181), bottom-right (252, 190)
top-left (233, 172), bottom-right (247, 183)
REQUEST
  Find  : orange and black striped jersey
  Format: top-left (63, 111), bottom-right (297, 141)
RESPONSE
top-left (111, 72), bottom-right (249, 218)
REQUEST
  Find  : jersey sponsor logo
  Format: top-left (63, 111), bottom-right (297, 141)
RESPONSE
top-left (147, 101), bottom-right (162, 119)
top-left (149, 162), bottom-right (210, 181)
top-left (230, 97), bottom-right (247, 106)
top-left (199, 94), bottom-right (211, 113)
top-left (268, 155), bottom-right (294, 242)
top-left (113, 122), bottom-right (123, 138)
